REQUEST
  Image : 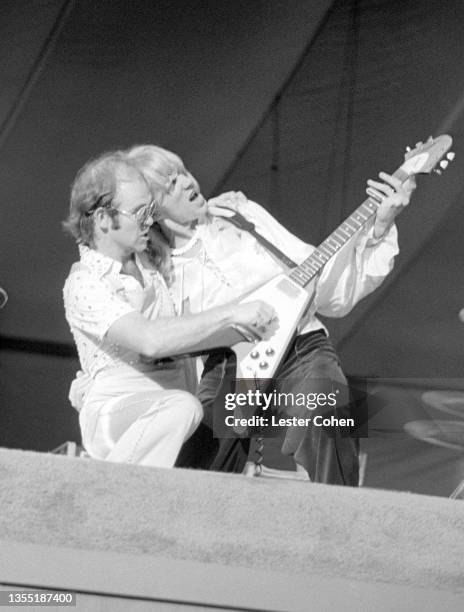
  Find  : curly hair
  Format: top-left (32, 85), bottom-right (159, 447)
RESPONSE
top-left (62, 150), bottom-right (131, 246)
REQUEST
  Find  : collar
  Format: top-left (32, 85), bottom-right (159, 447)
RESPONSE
top-left (78, 244), bottom-right (123, 278)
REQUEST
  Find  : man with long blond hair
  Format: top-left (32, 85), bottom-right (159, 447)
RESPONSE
top-left (123, 143), bottom-right (416, 485)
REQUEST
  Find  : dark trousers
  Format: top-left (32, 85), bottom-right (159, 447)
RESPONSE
top-left (176, 331), bottom-right (359, 486)
top-left (175, 349), bottom-right (250, 472)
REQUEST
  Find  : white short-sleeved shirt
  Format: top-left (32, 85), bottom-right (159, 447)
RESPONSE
top-left (63, 245), bottom-right (175, 378)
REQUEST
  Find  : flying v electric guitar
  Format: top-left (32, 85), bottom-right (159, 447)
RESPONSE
top-left (220, 135), bottom-right (454, 384)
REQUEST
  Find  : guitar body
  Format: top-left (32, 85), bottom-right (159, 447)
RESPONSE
top-left (233, 274), bottom-right (313, 380)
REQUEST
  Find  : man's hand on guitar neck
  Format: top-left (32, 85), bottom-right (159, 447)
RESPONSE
top-left (207, 173), bottom-right (417, 243)
top-left (366, 172), bottom-right (417, 240)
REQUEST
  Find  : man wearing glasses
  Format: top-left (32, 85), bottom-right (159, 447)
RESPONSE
top-left (62, 151), bottom-right (274, 468)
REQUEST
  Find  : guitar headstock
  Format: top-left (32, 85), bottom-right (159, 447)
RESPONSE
top-left (401, 135), bottom-right (454, 177)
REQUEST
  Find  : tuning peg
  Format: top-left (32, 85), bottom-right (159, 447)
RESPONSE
top-left (415, 141), bottom-right (423, 147)
top-left (427, 135), bottom-right (433, 142)
top-left (439, 160), bottom-right (449, 169)
top-left (447, 151), bottom-right (455, 161)
top-left (433, 168), bottom-right (442, 175)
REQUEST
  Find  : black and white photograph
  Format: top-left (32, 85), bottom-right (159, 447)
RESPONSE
top-left (0, 1), bottom-right (463, 610)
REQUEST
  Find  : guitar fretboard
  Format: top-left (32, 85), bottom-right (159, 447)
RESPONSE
top-left (289, 167), bottom-right (409, 288)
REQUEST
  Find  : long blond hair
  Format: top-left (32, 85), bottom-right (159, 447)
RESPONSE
top-left (123, 144), bottom-right (188, 281)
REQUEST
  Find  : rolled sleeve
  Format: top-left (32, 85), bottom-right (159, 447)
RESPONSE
top-left (315, 222), bottom-right (399, 317)
top-left (355, 222), bottom-right (399, 277)
top-left (64, 270), bottom-right (136, 342)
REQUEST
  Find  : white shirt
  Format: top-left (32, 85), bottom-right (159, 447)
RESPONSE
top-left (169, 199), bottom-right (399, 334)
top-left (63, 245), bottom-right (175, 378)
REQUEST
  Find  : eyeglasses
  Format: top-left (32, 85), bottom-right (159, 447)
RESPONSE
top-left (85, 194), bottom-right (158, 227)
top-left (116, 201), bottom-right (157, 227)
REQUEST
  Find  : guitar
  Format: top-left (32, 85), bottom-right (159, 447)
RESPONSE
top-left (220, 135), bottom-right (454, 385)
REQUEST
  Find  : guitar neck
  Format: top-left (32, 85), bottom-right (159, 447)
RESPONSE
top-left (288, 167), bottom-right (409, 288)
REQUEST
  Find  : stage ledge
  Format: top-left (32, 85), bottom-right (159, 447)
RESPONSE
top-left (1, 539), bottom-right (463, 612)
top-left (0, 448), bottom-right (462, 609)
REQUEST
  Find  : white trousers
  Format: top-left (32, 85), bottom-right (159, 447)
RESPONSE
top-left (79, 366), bottom-right (203, 468)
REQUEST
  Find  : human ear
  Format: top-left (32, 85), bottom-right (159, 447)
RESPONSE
top-left (94, 208), bottom-right (111, 233)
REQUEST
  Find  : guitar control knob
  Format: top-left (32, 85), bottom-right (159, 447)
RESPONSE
top-left (259, 361), bottom-right (269, 369)
top-left (265, 348), bottom-right (275, 356)
top-left (250, 351), bottom-right (260, 359)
